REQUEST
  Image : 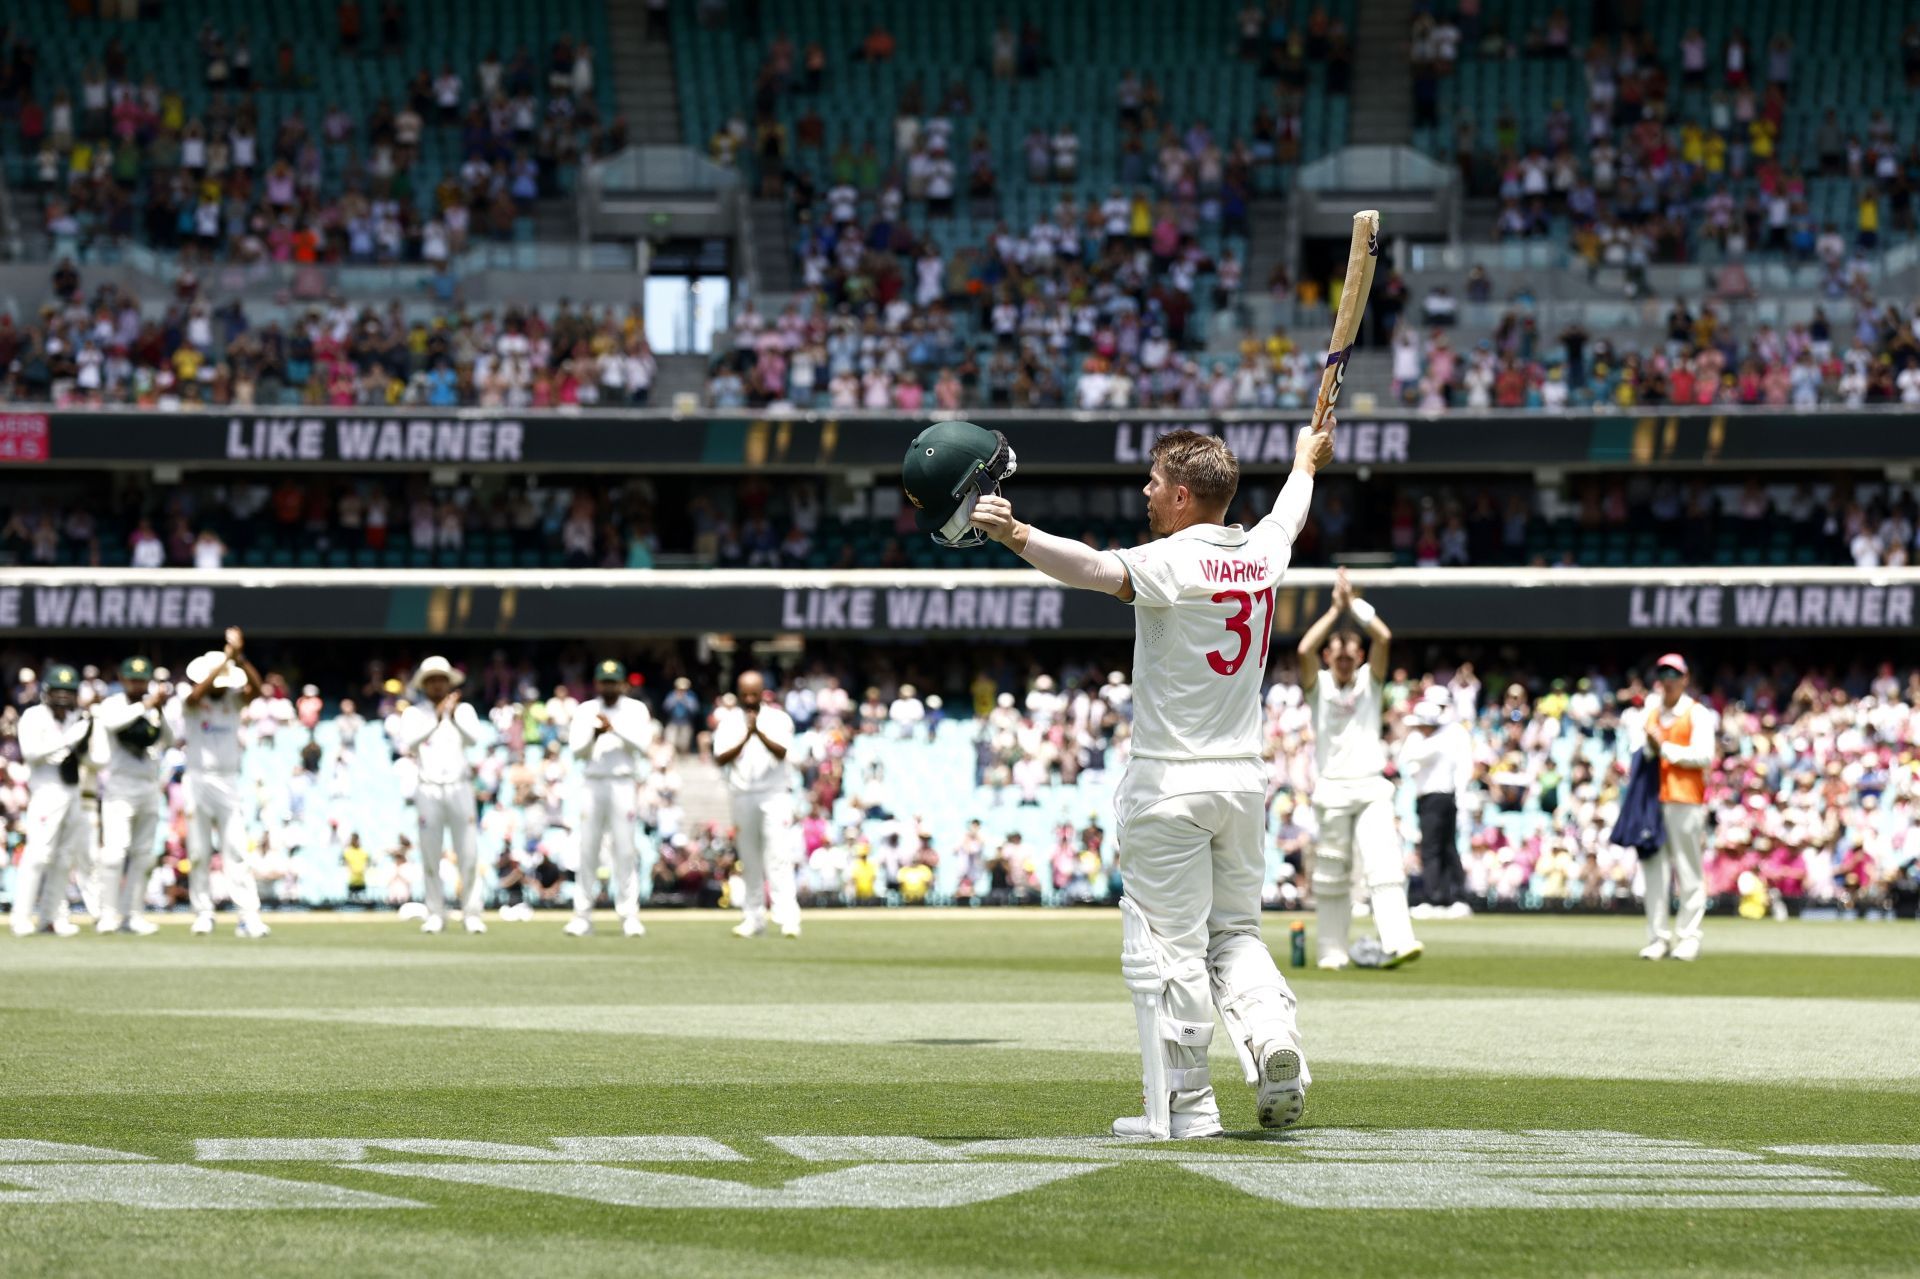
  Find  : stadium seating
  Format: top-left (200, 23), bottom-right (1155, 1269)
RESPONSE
top-left (3, 0), bottom-right (614, 221)
top-left (1417, 0), bottom-right (1915, 250)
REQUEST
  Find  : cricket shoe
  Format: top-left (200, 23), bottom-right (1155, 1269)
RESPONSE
top-left (10, 921), bottom-right (38, 938)
top-left (1444, 901), bottom-right (1475, 919)
top-left (1670, 937), bottom-right (1701, 962)
top-left (1256, 1044), bottom-right (1309, 1130)
top-left (1316, 951), bottom-right (1350, 971)
top-left (1638, 939), bottom-right (1670, 961)
top-left (122, 917), bottom-right (160, 936)
top-left (1409, 903), bottom-right (1440, 921)
top-left (562, 918), bottom-right (594, 938)
top-left (780, 923), bottom-right (801, 939)
top-left (95, 913), bottom-right (125, 935)
top-left (420, 915), bottom-right (445, 935)
top-left (463, 916), bottom-right (488, 935)
top-left (235, 917), bottom-right (271, 940)
top-left (622, 917), bottom-right (647, 938)
top-left (45, 920), bottom-right (82, 938)
top-left (191, 913), bottom-right (216, 936)
top-left (732, 921), bottom-right (765, 939)
top-left (1379, 942), bottom-right (1424, 969)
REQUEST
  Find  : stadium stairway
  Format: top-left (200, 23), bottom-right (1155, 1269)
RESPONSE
top-left (748, 197), bottom-right (799, 293)
top-left (610, 2), bottom-right (684, 145)
top-left (1350, 0), bottom-right (1416, 145)
top-left (653, 353), bottom-right (711, 405)
top-left (1246, 195), bottom-right (1293, 307)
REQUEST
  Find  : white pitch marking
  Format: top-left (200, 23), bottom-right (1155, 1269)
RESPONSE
top-left (1766, 1145), bottom-right (1920, 1160)
top-left (766, 1137), bottom-right (961, 1162)
top-left (550, 1137), bottom-right (745, 1162)
top-left (194, 1138), bottom-right (574, 1162)
top-left (0, 1164), bottom-right (423, 1209)
top-left (353, 1160), bottom-right (1108, 1209)
top-left (0, 1141), bottom-right (153, 1162)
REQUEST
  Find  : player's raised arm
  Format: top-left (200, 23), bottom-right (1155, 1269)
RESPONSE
top-left (1338, 566), bottom-right (1393, 681)
top-left (1259, 416), bottom-right (1336, 546)
top-left (1296, 567), bottom-right (1351, 694)
top-left (970, 493), bottom-right (1135, 602)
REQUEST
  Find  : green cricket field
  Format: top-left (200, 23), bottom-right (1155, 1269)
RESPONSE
top-left (1, 911), bottom-right (1916, 1277)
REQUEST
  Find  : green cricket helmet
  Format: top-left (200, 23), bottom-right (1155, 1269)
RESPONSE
top-left (900, 420), bottom-right (1019, 547)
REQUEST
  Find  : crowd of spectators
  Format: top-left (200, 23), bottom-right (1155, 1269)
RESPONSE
top-left (698, 7), bottom-right (1331, 410)
top-left (0, 272), bottom-right (656, 408)
top-left (1388, 294), bottom-right (1920, 411)
top-left (1, 12), bottom-right (626, 264)
top-left (4, 649), bottom-right (1916, 917)
top-left (1416, 12), bottom-right (1920, 265)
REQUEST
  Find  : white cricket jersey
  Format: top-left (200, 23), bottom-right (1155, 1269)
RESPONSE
top-left (712, 704), bottom-right (795, 794)
top-left (1114, 517), bottom-right (1297, 761)
top-left (570, 696), bottom-right (654, 779)
top-left (90, 691), bottom-right (173, 795)
top-left (1309, 667), bottom-right (1387, 783)
top-left (1397, 721), bottom-right (1471, 796)
top-left (392, 701), bottom-right (485, 785)
top-left (18, 704), bottom-right (92, 789)
top-left (177, 693), bottom-right (245, 775)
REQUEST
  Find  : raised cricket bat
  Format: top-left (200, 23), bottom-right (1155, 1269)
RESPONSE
top-left (1308, 209), bottom-right (1382, 432)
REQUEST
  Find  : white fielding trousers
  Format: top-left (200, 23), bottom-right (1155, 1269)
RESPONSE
top-left (577, 777), bottom-right (640, 921)
top-left (416, 780), bottom-right (482, 921)
top-left (96, 789), bottom-right (163, 925)
top-left (12, 784), bottom-right (88, 930)
top-left (1644, 801), bottom-right (1708, 947)
top-left (1312, 778), bottom-right (1418, 959)
top-left (187, 772), bottom-right (259, 918)
top-left (731, 789), bottom-right (799, 930)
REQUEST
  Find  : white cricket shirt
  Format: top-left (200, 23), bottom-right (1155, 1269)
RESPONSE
top-left (570, 696), bottom-right (654, 779)
top-left (177, 693), bottom-right (245, 775)
top-left (1309, 666), bottom-right (1387, 783)
top-left (90, 692), bottom-right (173, 796)
top-left (18, 704), bottom-right (92, 789)
top-left (713, 704), bottom-right (795, 794)
top-left (392, 701), bottom-right (485, 785)
top-left (1114, 514), bottom-right (1298, 763)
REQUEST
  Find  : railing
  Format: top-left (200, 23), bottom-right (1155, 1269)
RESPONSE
top-left (588, 146), bottom-right (745, 196)
top-left (1296, 146), bottom-right (1457, 192)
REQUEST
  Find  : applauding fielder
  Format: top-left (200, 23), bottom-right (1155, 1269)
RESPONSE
top-left (89, 656), bottom-right (174, 935)
top-left (712, 670), bottom-right (801, 939)
top-left (1297, 569), bottom-right (1422, 970)
top-left (391, 656), bottom-right (487, 935)
top-left (12, 664), bottom-right (91, 937)
top-left (566, 659), bottom-right (653, 938)
top-left (180, 629), bottom-right (268, 938)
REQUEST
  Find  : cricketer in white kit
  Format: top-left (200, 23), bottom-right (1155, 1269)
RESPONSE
top-left (178, 628), bottom-right (269, 938)
top-left (88, 655), bottom-right (174, 935)
top-left (712, 670), bottom-right (801, 939)
top-left (565, 659), bottom-right (653, 938)
top-left (970, 424), bottom-right (1333, 1139)
top-left (390, 655), bottom-right (488, 935)
top-left (11, 663), bottom-right (91, 937)
top-left (1296, 568), bottom-right (1423, 970)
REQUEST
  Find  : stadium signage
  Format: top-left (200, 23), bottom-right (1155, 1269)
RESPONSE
top-left (4, 1132), bottom-right (1914, 1212)
top-left (1110, 420), bottom-right (1411, 466)
top-left (222, 417), bottom-right (527, 463)
top-left (36, 408), bottom-right (1920, 472)
top-left (779, 587), bottom-right (1067, 632)
top-left (0, 585), bottom-right (216, 630)
top-left (1626, 585), bottom-right (1916, 630)
top-left (1, 573), bottom-right (1914, 637)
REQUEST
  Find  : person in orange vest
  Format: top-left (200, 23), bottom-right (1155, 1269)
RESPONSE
top-left (1628, 653), bottom-right (1718, 961)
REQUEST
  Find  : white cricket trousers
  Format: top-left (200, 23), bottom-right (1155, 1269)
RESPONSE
top-left (1116, 774), bottom-right (1297, 1056)
top-left (187, 772), bottom-right (260, 917)
top-left (12, 784), bottom-right (87, 931)
top-left (731, 789), bottom-right (798, 930)
top-left (1644, 802), bottom-right (1708, 947)
top-left (96, 790), bottom-right (163, 925)
top-left (576, 777), bottom-right (641, 921)
top-left (416, 781), bottom-right (481, 921)
top-left (1311, 779), bottom-right (1418, 959)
